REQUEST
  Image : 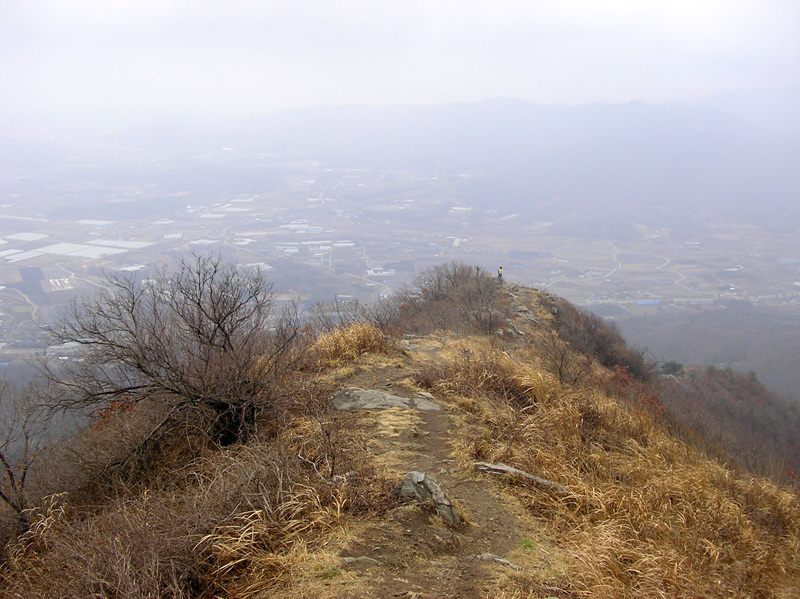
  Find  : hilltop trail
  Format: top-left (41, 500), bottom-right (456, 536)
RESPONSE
top-left (313, 362), bottom-right (556, 599)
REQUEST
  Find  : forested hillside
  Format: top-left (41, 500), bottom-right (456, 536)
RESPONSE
top-left (615, 301), bottom-right (800, 402)
top-left (658, 365), bottom-right (800, 479)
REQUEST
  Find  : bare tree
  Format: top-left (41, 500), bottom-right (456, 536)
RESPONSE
top-left (0, 380), bottom-right (47, 529)
top-left (400, 262), bottom-right (504, 334)
top-left (43, 255), bottom-right (300, 445)
top-left (308, 298), bottom-right (369, 333)
top-left (539, 330), bottom-right (591, 387)
top-left (366, 293), bottom-right (407, 334)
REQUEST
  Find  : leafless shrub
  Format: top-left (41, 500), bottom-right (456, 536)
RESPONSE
top-left (0, 380), bottom-right (50, 534)
top-left (537, 329), bottom-right (592, 387)
top-left (41, 254), bottom-right (302, 447)
top-left (550, 297), bottom-right (652, 380)
top-left (307, 298), bottom-right (369, 333)
top-left (656, 366), bottom-right (800, 482)
top-left (388, 262), bottom-right (508, 335)
top-left (365, 293), bottom-right (407, 334)
top-left (28, 396), bottom-right (204, 507)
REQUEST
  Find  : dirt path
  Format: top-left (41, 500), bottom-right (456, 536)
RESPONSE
top-left (329, 374), bottom-right (547, 599)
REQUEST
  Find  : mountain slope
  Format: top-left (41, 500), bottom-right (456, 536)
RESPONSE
top-left (658, 366), bottom-right (800, 477)
top-left (1, 275), bottom-right (798, 598)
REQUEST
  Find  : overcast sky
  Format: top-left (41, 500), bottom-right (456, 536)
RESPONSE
top-left (1, 0), bottom-right (798, 116)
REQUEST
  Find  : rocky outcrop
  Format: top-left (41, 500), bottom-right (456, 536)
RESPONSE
top-left (341, 556), bottom-right (380, 567)
top-left (396, 471), bottom-right (463, 526)
top-left (330, 387), bottom-right (441, 411)
top-left (472, 553), bottom-right (523, 571)
top-left (505, 283), bottom-right (546, 328)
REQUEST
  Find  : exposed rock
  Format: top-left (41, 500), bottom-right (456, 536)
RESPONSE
top-left (507, 288), bottom-right (544, 329)
top-left (473, 553), bottom-right (523, 571)
top-left (412, 391), bottom-right (441, 411)
top-left (330, 387), bottom-right (441, 411)
top-left (396, 471), bottom-right (463, 526)
top-left (523, 316), bottom-right (545, 328)
top-left (341, 556), bottom-right (380, 567)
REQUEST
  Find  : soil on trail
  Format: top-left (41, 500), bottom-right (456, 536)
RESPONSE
top-left (308, 361), bottom-right (561, 599)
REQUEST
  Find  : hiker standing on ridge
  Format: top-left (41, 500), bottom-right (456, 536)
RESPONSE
top-left (497, 266), bottom-right (503, 281)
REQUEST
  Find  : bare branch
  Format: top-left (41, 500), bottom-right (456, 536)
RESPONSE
top-left (43, 254), bottom-right (298, 446)
top-left (0, 380), bottom-right (50, 526)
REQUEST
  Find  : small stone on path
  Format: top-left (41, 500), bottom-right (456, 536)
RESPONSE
top-left (341, 556), bottom-right (380, 567)
top-left (396, 471), bottom-right (464, 526)
top-left (473, 553), bottom-right (523, 571)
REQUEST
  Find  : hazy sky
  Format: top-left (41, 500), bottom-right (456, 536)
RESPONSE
top-left (2, 0), bottom-right (798, 116)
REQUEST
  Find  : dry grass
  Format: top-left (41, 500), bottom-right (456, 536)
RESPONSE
top-left (416, 346), bottom-right (800, 599)
top-left (309, 322), bottom-right (395, 369)
top-left (5, 300), bottom-right (800, 598)
top-left (416, 346), bottom-right (561, 409)
top-left (0, 322), bottom-right (396, 598)
top-left (0, 412), bottom-right (388, 599)
top-left (484, 534), bottom-right (573, 599)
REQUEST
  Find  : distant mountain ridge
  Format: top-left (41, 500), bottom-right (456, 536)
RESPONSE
top-left (3, 94), bottom-right (799, 231)
top-left (96, 98), bottom-right (800, 231)
top-left (110, 98), bottom-right (772, 164)
top-left (683, 82), bottom-right (800, 137)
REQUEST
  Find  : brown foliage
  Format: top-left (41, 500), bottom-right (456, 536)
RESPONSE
top-left (425, 347), bottom-right (800, 598)
top-left (391, 262), bottom-right (509, 335)
top-left (658, 366), bottom-right (800, 480)
top-left (6, 267), bottom-right (798, 598)
top-left (0, 413), bottom-right (386, 598)
top-left (548, 297), bottom-right (652, 380)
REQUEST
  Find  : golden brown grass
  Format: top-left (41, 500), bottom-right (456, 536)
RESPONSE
top-left (309, 322), bottom-right (394, 369)
top-left (0, 323), bottom-right (400, 596)
top-left (416, 346), bottom-right (800, 598)
top-left (0, 410), bottom-right (388, 599)
top-left (5, 307), bottom-right (800, 598)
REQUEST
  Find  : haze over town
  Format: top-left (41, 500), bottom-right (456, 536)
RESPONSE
top-left (1, 0), bottom-right (799, 397)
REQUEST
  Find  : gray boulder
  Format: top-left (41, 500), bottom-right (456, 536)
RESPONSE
top-left (330, 387), bottom-right (441, 411)
top-left (396, 471), bottom-right (463, 526)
